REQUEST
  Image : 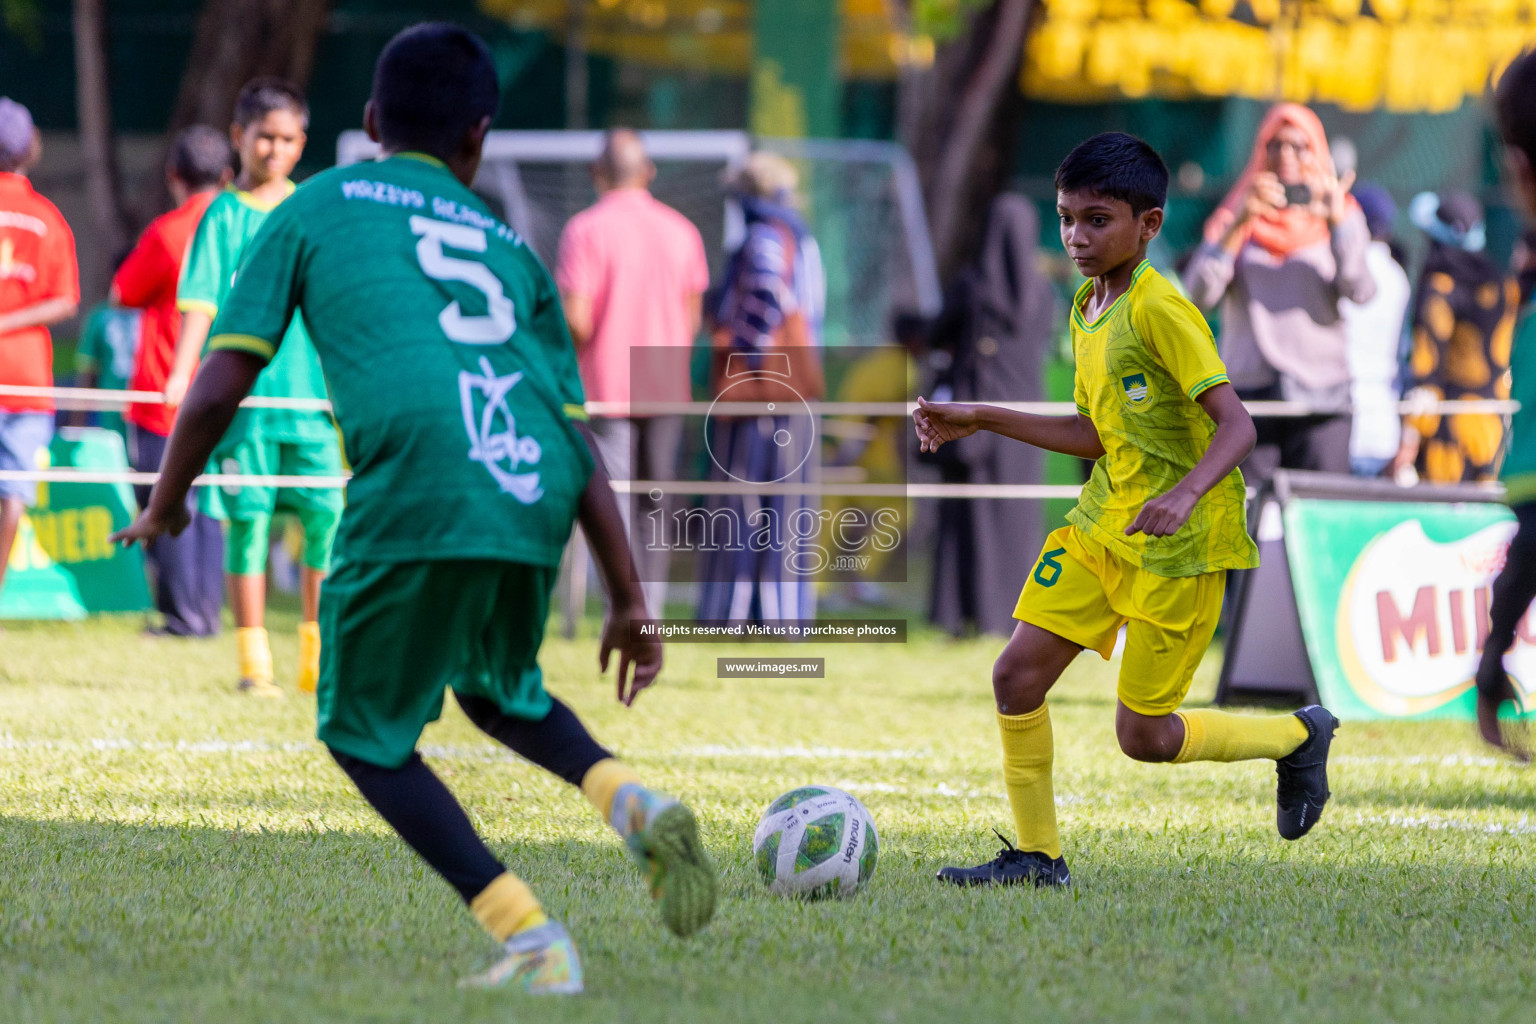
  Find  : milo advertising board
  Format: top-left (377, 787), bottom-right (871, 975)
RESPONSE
top-left (0, 428), bottom-right (150, 619)
top-left (1282, 496), bottom-right (1534, 721)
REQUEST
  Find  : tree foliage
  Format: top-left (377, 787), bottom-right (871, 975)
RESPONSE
top-left (167, 0), bottom-right (332, 134)
top-left (2, 0), bottom-right (41, 50)
top-left (911, 0), bottom-right (993, 42)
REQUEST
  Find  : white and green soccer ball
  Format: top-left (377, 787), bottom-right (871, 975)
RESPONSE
top-left (752, 785), bottom-right (879, 898)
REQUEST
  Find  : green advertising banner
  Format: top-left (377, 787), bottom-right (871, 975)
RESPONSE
top-left (0, 427), bottom-right (150, 620)
top-left (1283, 497), bottom-right (1535, 721)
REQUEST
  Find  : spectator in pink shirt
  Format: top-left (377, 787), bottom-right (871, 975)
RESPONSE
top-left (556, 129), bottom-right (709, 617)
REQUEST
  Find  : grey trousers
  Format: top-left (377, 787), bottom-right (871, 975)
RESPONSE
top-left (588, 416), bottom-right (683, 617)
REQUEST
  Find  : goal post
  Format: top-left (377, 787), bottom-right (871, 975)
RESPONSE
top-left (336, 129), bottom-right (942, 344)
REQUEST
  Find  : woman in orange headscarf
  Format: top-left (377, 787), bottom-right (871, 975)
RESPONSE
top-left (1183, 104), bottom-right (1376, 482)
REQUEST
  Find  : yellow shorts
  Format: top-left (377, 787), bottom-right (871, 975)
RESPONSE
top-left (1012, 525), bottom-right (1225, 716)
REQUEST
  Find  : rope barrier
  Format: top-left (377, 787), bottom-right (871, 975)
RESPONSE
top-left (0, 469), bottom-right (1294, 502)
top-left (608, 480), bottom-right (1088, 499)
top-left (591, 399), bottom-right (1526, 417)
top-left (0, 385), bottom-right (333, 412)
top-left (0, 468), bottom-right (1081, 498)
top-left (0, 385), bottom-right (1519, 418)
top-left (0, 385), bottom-right (1514, 497)
top-left (0, 469), bottom-right (351, 489)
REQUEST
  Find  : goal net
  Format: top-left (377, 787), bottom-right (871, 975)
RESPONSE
top-left (336, 130), bottom-right (942, 345)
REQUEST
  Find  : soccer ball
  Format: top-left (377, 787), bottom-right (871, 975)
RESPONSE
top-left (752, 785), bottom-right (879, 898)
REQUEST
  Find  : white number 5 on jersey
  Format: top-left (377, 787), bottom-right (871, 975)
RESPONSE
top-left (409, 215), bottom-right (516, 344)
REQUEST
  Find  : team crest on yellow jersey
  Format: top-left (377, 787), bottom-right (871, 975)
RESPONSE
top-left (1121, 372), bottom-right (1149, 404)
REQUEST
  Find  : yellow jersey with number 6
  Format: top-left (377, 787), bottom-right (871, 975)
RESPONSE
top-left (1068, 261), bottom-right (1258, 577)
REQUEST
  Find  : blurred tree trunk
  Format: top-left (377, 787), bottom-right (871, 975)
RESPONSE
top-left (73, 0), bottom-right (129, 277)
top-left (133, 0), bottom-right (331, 216)
top-left (900, 0), bottom-right (1035, 281)
top-left (168, 0), bottom-right (331, 132)
top-left (564, 0), bottom-right (588, 130)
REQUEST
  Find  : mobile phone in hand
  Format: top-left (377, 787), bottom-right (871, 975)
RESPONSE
top-left (1283, 183), bottom-right (1312, 207)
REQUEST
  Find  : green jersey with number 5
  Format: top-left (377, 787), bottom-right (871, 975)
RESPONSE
top-left (205, 153), bottom-right (594, 566)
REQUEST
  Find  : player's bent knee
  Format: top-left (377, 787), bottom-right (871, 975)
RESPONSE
top-left (1114, 712), bottom-right (1181, 763)
top-left (298, 504), bottom-right (340, 571)
top-left (225, 515), bottom-right (273, 576)
top-left (991, 649), bottom-right (1051, 715)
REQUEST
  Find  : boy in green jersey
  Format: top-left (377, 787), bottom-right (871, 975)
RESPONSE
top-left (115, 23), bottom-right (716, 994)
top-left (71, 293), bottom-right (140, 441)
top-left (166, 78), bottom-right (343, 697)
top-left (1475, 49), bottom-right (1536, 758)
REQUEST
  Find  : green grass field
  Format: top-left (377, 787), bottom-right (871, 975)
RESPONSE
top-left (2, 601), bottom-right (1534, 1023)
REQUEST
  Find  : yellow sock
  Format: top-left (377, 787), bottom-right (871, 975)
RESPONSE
top-left (580, 758), bottom-right (645, 833)
top-left (470, 872), bottom-right (546, 942)
top-left (1173, 708), bottom-right (1309, 763)
top-left (296, 621), bottom-right (321, 694)
top-left (236, 627), bottom-right (272, 684)
top-left (997, 706), bottom-right (1061, 859)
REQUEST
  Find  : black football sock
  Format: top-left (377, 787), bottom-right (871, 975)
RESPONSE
top-left (330, 748), bottom-right (504, 903)
top-left (1479, 503), bottom-right (1536, 691)
top-left (455, 694), bottom-right (612, 787)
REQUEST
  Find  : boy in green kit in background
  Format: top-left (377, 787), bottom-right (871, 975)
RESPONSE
top-left (115, 23), bottom-right (715, 993)
top-left (165, 78), bottom-right (342, 697)
top-left (71, 280), bottom-right (141, 442)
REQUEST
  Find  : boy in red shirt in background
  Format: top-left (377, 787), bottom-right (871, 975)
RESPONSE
top-left (113, 125), bottom-right (232, 636)
top-left (0, 98), bottom-right (79, 604)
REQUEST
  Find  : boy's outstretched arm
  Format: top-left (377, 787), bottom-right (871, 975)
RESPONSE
top-left (575, 421), bottom-right (664, 707)
top-left (111, 349), bottom-right (264, 544)
top-left (1125, 382), bottom-right (1256, 537)
top-left (913, 395), bottom-right (1106, 460)
top-left (162, 310), bottom-right (213, 407)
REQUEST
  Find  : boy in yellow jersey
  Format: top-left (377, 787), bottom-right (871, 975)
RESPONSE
top-left (914, 133), bottom-right (1338, 887)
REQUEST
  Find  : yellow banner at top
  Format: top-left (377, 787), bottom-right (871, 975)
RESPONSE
top-left (478, 0), bottom-right (921, 79)
top-left (1026, 0), bottom-right (1536, 111)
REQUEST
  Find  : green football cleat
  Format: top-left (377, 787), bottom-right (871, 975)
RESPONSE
top-left (460, 920), bottom-right (584, 994)
top-left (628, 801), bottom-right (718, 938)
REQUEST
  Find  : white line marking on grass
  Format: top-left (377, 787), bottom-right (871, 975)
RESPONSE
top-left (1352, 811), bottom-right (1536, 835)
top-left (0, 737), bottom-right (936, 763)
top-left (89, 738), bottom-right (315, 754)
top-left (1336, 755), bottom-right (1510, 768)
top-left (0, 736), bottom-right (324, 755)
top-left (834, 779), bottom-right (997, 800)
top-left (672, 745), bottom-right (931, 760)
top-left (831, 778), bottom-right (1089, 806)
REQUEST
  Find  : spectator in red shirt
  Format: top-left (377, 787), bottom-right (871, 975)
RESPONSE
top-left (112, 125), bottom-right (231, 636)
top-left (0, 98), bottom-right (79, 602)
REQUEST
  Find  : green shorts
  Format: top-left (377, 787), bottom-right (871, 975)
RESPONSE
top-left (317, 558), bottom-right (557, 768)
top-left (203, 432), bottom-right (345, 574)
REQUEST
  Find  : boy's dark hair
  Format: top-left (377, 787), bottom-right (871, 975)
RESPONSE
top-left (232, 77), bottom-right (309, 130)
top-left (168, 125), bottom-right (232, 190)
top-left (1054, 132), bottom-right (1168, 214)
top-left (371, 22), bottom-right (499, 158)
top-left (1496, 49), bottom-right (1536, 171)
